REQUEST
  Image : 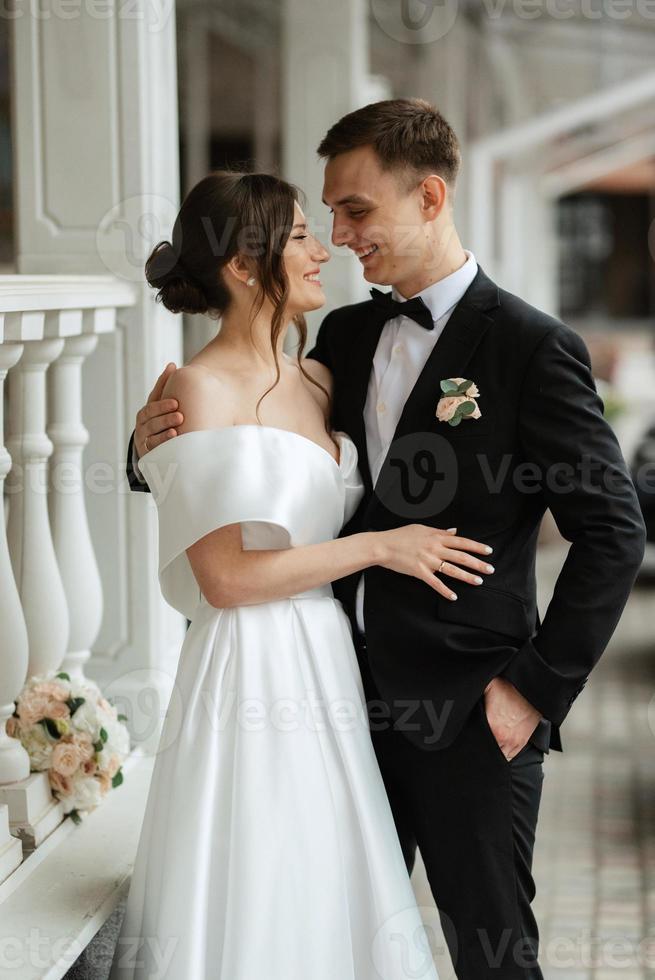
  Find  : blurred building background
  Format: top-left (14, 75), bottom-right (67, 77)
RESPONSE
top-left (0, 2), bottom-right (654, 977)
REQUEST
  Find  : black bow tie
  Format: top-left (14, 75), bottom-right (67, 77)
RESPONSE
top-left (369, 287), bottom-right (434, 331)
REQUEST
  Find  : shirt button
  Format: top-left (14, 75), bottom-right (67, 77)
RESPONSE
top-left (393, 344), bottom-right (403, 355)
top-left (377, 401), bottom-right (386, 413)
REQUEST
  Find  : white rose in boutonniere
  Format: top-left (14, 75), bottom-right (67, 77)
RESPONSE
top-left (436, 378), bottom-right (481, 426)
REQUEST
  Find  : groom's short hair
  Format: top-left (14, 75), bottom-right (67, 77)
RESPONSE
top-left (317, 98), bottom-right (461, 192)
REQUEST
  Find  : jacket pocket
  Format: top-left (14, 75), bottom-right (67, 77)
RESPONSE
top-left (435, 583), bottom-right (531, 642)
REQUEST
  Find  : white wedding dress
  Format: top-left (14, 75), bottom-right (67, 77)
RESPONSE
top-left (109, 425), bottom-right (439, 980)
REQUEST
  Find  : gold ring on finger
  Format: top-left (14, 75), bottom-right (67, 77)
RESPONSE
top-left (144, 435), bottom-right (150, 453)
top-left (438, 559), bottom-right (446, 573)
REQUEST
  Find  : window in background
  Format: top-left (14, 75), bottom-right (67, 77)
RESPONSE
top-left (176, 2), bottom-right (281, 195)
top-left (175, 1), bottom-right (281, 358)
top-left (559, 190), bottom-right (655, 327)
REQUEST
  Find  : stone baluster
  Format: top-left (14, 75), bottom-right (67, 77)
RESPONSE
top-left (0, 343), bottom-right (29, 881)
top-left (48, 333), bottom-right (103, 682)
top-left (5, 338), bottom-right (69, 677)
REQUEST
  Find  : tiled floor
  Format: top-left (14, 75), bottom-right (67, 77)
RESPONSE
top-left (412, 545), bottom-right (655, 979)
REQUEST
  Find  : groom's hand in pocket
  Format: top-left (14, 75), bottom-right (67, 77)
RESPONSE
top-left (483, 677), bottom-right (542, 761)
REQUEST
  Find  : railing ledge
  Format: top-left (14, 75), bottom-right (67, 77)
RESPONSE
top-left (0, 275), bottom-right (138, 315)
top-left (0, 749), bottom-right (153, 980)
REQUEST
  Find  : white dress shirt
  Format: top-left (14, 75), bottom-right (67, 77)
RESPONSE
top-left (355, 250), bottom-right (479, 635)
top-left (132, 440), bottom-right (145, 482)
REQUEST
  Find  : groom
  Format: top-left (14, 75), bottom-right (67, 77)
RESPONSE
top-left (125, 100), bottom-right (645, 978)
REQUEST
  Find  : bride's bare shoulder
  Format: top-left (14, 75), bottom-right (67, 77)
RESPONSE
top-left (162, 363), bottom-right (235, 434)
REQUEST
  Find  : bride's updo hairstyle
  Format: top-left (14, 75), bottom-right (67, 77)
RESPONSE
top-left (145, 170), bottom-right (327, 417)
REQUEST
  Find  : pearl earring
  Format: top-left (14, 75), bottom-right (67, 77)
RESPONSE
top-left (246, 276), bottom-right (256, 287)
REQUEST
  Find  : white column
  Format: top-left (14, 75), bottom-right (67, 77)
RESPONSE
top-left (6, 339), bottom-right (69, 678)
top-left (48, 333), bottom-right (103, 682)
top-left (282, 0), bottom-right (371, 332)
top-left (11, 1), bottom-right (185, 706)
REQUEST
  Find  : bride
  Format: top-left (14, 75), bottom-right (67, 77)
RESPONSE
top-left (109, 171), bottom-right (494, 979)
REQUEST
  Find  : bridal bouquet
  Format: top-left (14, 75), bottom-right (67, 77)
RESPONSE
top-left (7, 671), bottom-right (131, 824)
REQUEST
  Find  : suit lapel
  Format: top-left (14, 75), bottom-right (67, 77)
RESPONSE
top-left (338, 306), bottom-right (386, 494)
top-left (389, 271), bottom-right (500, 455)
top-left (367, 267), bottom-right (500, 529)
top-left (336, 265), bottom-right (501, 504)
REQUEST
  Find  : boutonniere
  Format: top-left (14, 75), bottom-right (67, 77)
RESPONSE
top-left (436, 378), bottom-right (482, 426)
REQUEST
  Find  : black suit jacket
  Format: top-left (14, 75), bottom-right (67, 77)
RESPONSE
top-left (125, 266), bottom-right (646, 753)
top-left (303, 266), bottom-right (646, 753)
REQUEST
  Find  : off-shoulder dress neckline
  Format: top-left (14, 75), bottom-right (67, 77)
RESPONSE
top-left (140, 423), bottom-right (344, 471)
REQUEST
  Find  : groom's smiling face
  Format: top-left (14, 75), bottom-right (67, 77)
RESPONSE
top-left (322, 145), bottom-right (443, 297)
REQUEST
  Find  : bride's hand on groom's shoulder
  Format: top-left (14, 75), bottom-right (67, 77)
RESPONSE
top-left (134, 362), bottom-right (184, 458)
top-left (483, 677), bottom-right (542, 761)
top-left (376, 525), bottom-right (495, 602)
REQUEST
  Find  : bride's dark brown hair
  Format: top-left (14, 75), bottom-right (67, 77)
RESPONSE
top-left (145, 170), bottom-right (328, 420)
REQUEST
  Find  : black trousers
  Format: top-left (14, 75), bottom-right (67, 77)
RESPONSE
top-left (354, 632), bottom-right (545, 980)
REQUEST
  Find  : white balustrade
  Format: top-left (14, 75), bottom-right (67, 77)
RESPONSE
top-left (0, 275), bottom-right (135, 870)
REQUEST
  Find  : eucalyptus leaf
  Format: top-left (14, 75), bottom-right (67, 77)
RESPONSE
top-left (459, 400), bottom-right (476, 416)
top-left (440, 379), bottom-right (459, 394)
top-left (448, 416), bottom-right (462, 426)
top-left (66, 696), bottom-right (85, 716)
top-left (456, 379), bottom-right (473, 394)
top-left (39, 717), bottom-right (61, 740)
